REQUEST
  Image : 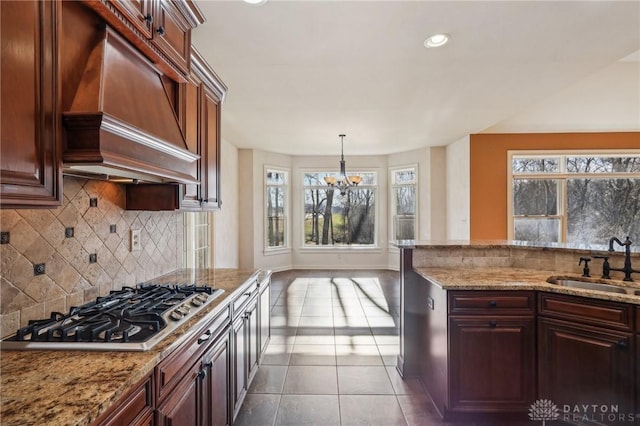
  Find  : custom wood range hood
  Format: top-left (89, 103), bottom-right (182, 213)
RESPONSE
top-left (62, 26), bottom-right (198, 184)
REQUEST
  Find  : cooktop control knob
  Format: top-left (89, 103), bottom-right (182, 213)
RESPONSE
top-left (191, 293), bottom-right (209, 307)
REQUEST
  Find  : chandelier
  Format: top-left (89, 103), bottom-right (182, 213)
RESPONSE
top-left (324, 134), bottom-right (362, 195)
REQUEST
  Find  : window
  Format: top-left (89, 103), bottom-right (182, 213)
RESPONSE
top-left (303, 171), bottom-right (377, 246)
top-left (390, 166), bottom-right (417, 240)
top-left (184, 212), bottom-right (213, 268)
top-left (265, 168), bottom-right (288, 249)
top-left (509, 152), bottom-right (640, 245)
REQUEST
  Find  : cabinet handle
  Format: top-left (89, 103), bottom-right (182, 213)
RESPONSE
top-left (197, 329), bottom-right (212, 344)
top-left (205, 361), bottom-right (213, 368)
top-left (617, 340), bottom-right (628, 350)
top-left (489, 320), bottom-right (497, 328)
top-left (144, 14), bottom-right (153, 24)
top-left (198, 369), bottom-right (207, 380)
top-left (156, 26), bottom-right (166, 36)
top-left (488, 300), bottom-right (497, 307)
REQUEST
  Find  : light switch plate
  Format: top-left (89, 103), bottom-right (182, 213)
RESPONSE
top-left (130, 229), bottom-right (141, 252)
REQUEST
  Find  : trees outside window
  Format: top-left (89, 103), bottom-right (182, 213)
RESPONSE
top-left (510, 153), bottom-right (640, 245)
top-left (391, 166), bottom-right (417, 240)
top-left (303, 171), bottom-right (376, 246)
top-left (265, 168), bottom-right (288, 249)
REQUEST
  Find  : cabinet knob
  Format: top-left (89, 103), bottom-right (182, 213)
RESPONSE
top-left (488, 300), bottom-right (497, 307)
top-left (156, 26), bottom-right (166, 36)
top-left (144, 14), bottom-right (153, 23)
top-left (617, 340), bottom-right (628, 350)
top-left (198, 369), bottom-right (207, 380)
top-left (197, 329), bottom-right (212, 344)
top-left (489, 320), bottom-right (497, 328)
top-left (205, 361), bottom-right (213, 368)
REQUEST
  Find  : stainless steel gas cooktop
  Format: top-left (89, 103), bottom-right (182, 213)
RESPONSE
top-left (0, 283), bottom-right (224, 351)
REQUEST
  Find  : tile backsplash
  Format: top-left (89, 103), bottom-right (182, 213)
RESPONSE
top-left (0, 177), bottom-right (184, 338)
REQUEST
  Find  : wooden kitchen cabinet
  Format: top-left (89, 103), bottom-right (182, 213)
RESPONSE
top-left (178, 49), bottom-right (225, 210)
top-left (201, 330), bottom-right (231, 426)
top-left (538, 294), bottom-right (636, 423)
top-left (93, 373), bottom-right (154, 426)
top-left (447, 291), bottom-right (536, 418)
top-left (108, 0), bottom-right (154, 39)
top-left (259, 275), bottom-right (272, 355)
top-left (0, 0), bottom-right (62, 208)
top-left (156, 306), bottom-right (232, 426)
top-left (82, 0), bottom-right (204, 81)
top-left (232, 298), bottom-right (259, 420)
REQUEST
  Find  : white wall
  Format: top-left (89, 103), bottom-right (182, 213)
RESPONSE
top-left (214, 139), bottom-right (240, 268)
top-left (446, 136), bottom-right (470, 240)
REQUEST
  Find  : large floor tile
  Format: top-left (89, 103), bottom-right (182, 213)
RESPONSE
top-left (261, 344), bottom-right (293, 365)
top-left (339, 395), bottom-right (407, 426)
top-left (274, 394), bottom-right (341, 426)
top-left (337, 366), bottom-right (395, 394)
top-left (233, 393), bottom-right (281, 426)
top-left (249, 365), bottom-right (288, 394)
top-left (335, 344), bottom-right (384, 366)
top-left (290, 343), bottom-right (336, 365)
top-left (386, 366), bottom-right (426, 395)
top-left (282, 366), bottom-right (338, 394)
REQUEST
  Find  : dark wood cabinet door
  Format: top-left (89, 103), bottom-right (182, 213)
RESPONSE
top-left (178, 75), bottom-right (202, 210)
top-left (232, 314), bottom-right (248, 420)
top-left (246, 300), bottom-right (260, 384)
top-left (109, 0), bottom-right (154, 39)
top-left (1, 0), bottom-right (61, 208)
top-left (259, 281), bottom-right (271, 356)
top-left (202, 330), bottom-right (231, 426)
top-left (200, 86), bottom-right (221, 210)
top-left (448, 316), bottom-right (535, 413)
top-left (538, 317), bottom-right (635, 416)
top-left (151, 0), bottom-right (191, 74)
top-left (156, 369), bottom-right (199, 426)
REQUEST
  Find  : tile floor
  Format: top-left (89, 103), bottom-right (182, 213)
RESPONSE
top-left (234, 270), bottom-right (480, 426)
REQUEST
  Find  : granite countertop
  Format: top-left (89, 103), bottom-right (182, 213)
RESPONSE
top-left (0, 268), bottom-right (262, 426)
top-left (392, 239), bottom-right (640, 256)
top-left (414, 267), bottom-right (640, 305)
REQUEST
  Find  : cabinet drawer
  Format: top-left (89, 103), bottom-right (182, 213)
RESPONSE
top-left (156, 305), bottom-right (231, 401)
top-left (448, 291), bottom-right (535, 315)
top-left (538, 293), bottom-right (634, 331)
top-left (233, 280), bottom-right (258, 317)
top-left (95, 373), bottom-right (153, 426)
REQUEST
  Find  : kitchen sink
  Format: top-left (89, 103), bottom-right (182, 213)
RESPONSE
top-left (546, 278), bottom-right (638, 295)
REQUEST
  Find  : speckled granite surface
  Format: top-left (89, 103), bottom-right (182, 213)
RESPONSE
top-left (414, 267), bottom-right (640, 305)
top-left (394, 239), bottom-right (640, 255)
top-left (0, 268), bottom-right (261, 426)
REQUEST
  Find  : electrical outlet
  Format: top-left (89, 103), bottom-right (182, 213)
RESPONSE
top-left (130, 229), bottom-right (141, 252)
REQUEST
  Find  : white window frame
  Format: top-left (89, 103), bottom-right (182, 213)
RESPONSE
top-left (389, 164), bottom-right (419, 242)
top-left (264, 165), bottom-right (290, 254)
top-left (507, 149), bottom-right (640, 242)
top-left (300, 168), bottom-right (380, 250)
top-left (183, 211), bottom-right (214, 269)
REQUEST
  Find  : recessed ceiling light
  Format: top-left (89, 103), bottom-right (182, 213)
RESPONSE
top-left (243, 0), bottom-right (268, 5)
top-left (424, 33), bottom-right (450, 48)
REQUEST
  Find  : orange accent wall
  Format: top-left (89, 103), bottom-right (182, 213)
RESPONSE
top-left (469, 132), bottom-right (640, 240)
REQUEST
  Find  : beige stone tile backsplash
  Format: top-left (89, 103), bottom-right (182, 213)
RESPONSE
top-left (0, 177), bottom-right (184, 338)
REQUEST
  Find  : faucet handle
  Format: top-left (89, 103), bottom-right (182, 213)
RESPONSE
top-left (579, 257), bottom-right (591, 277)
top-left (593, 255), bottom-right (611, 279)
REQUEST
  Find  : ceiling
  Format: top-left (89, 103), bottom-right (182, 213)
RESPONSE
top-left (191, 1), bottom-right (640, 156)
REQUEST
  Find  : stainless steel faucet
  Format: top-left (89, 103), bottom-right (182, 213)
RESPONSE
top-left (608, 236), bottom-right (639, 281)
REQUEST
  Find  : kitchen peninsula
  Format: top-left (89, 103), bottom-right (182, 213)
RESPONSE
top-left (395, 240), bottom-right (640, 423)
top-left (1, 268), bottom-right (271, 426)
